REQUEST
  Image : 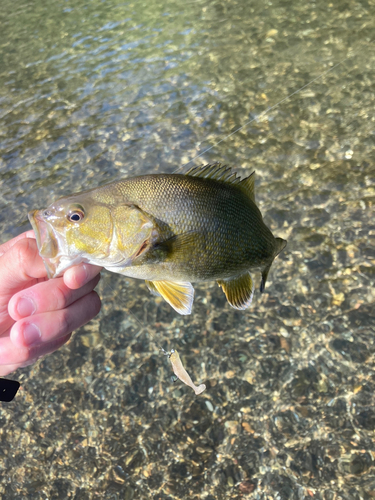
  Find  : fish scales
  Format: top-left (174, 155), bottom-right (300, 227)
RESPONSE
top-left (89, 174), bottom-right (275, 280)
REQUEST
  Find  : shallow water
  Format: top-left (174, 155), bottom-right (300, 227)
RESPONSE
top-left (1, 0), bottom-right (375, 498)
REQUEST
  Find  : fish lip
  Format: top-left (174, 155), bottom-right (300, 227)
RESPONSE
top-left (28, 210), bottom-right (61, 278)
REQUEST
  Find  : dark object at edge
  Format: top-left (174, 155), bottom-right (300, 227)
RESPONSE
top-left (0, 378), bottom-right (20, 402)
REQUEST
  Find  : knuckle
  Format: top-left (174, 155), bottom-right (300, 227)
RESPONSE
top-left (10, 239), bottom-right (37, 279)
top-left (16, 348), bottom-right (31, 365)
top-left (89, 292), bottom-right (102, 317)
top-left (19, 357), bottom-right (39, 368)
top-left (92, 290), bottom-right (101, 307)
top-left (58, 309), bottom-right (72, 336)
top-left (52, 282), bottom-right (70, 310)
top-left (11, 241), bottom-right (28, 271)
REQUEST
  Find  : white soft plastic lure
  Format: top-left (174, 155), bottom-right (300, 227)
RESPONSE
top-left (168, 349), bottom-right (206, 395)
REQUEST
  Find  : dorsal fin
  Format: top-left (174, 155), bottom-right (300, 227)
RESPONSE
top-left (185, 163), bottom-right (255, 202)
top-left (185, 163), bottom-right (242, 184)
top-left (238, 171), bottom-right (255, 203)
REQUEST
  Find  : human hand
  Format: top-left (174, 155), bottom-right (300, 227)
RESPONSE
top-left (0, 231), bottom-right (102, 376)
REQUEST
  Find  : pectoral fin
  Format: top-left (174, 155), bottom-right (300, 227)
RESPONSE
top-left (155, 231), bottom-right (200, 254)
top-left (146, 280), bottom-right (194, 315)
top-left (217, 272), bottom-right (254, 310)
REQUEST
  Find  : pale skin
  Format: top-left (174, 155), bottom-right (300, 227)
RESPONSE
top-left (0, 230), bottom-right (102, 376)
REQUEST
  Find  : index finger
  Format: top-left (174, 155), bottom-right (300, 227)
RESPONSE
top-left (0, 230), bottom-right (36, 258)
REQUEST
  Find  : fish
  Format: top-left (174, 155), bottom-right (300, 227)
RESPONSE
top-left (168, 349), bottom-right (206, 395)
top-left (28, 163), bottom-right (286, 315)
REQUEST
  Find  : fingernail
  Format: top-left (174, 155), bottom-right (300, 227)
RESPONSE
top-left (17, 297), bottom-right (36, 317)
top-left (23, 323), bottom-right (41, 346)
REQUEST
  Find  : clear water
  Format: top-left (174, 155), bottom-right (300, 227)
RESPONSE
top-left (0, 0), bottom-right (374, 498)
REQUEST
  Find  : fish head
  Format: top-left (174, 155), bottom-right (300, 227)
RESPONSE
top-left (28, 194), bottom-right (114, 277)
top-left (29, 192), bottom-right (158, 278)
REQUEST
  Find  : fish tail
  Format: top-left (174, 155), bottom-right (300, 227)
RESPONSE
top-left (274, 237), bottom-right (287, 257)
top-left (260, 237), bottom-right (287, 293)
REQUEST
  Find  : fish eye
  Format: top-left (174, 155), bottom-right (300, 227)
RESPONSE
top-left (67, 207), bottom-right (85, 223)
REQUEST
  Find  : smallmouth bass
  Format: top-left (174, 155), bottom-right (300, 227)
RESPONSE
top-left (28, 163), bottom-right (286, 314)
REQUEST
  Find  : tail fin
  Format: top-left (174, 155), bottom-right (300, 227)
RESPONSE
top-left (260, 237), bottom-right (287, 293)
top-left (274, 237), bottom-right (287, 257)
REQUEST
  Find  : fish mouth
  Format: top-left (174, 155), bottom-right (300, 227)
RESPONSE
top-left (28, 210), bottom-right (63, 278)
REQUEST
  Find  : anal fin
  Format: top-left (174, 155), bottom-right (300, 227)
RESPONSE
top-left (217, 272), bottom-right (254, 310)
top-left (146, 280), bottom-right (161, 297)
top-left (146, 280), bottom-right (194, 315)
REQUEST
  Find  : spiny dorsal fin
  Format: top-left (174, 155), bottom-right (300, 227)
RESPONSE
top-left (186, 163), bottom-right (255, 201)
top-left (186, 163), bottom-right (242, 184)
